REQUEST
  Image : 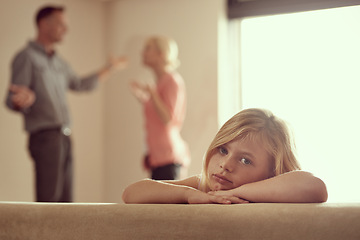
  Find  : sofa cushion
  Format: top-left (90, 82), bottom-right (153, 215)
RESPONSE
top-left (0, 202), bottom-right (359, 240)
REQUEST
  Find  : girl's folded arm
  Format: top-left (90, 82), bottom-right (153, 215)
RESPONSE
top-left (122, 176), bottom-right (199, 204)
top-left (231, 170), bottom-right (328, 203)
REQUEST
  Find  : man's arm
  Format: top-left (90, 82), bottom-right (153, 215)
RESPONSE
top-left (5, 51), bottom-right (36, 112)
top-left (68, 56), bottom-right (128, 91)
top-left (97, 56), bottom-right (128, 81)
top-left (8, 84), bottom-right (36, 110)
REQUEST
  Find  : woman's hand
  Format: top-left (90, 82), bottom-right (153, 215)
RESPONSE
top-left (129, 81), bottom-right (151, 103)
top-left (130, 81), bottom-right (171, 124)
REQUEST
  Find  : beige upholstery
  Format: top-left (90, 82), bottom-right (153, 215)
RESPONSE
top-left (1, 202), bottom-right (359, 239)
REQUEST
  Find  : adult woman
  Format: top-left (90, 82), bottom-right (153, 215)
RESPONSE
top-left (130, 36), bottom-right (190, 180)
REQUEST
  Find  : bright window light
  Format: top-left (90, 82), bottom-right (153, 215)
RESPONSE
top-left (239, 6), bottom-right (360, 202)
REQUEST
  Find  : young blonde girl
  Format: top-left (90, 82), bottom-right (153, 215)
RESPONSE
top-left (122, 108), bottom-right (328, 204)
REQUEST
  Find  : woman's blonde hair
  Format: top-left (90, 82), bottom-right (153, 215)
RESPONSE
top-left (200, 108), bottom-right (301, 191)
top-left (149, 36), bottom-right (180, 71)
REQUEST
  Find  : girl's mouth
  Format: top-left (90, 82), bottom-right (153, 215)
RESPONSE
top-left (213, 174), bottom-right (232, 185)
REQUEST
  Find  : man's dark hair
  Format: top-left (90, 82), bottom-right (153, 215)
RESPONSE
top-left (35, 5), bottom-right (65, 26)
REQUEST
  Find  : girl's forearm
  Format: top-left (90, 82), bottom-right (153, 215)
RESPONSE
top-left (232, 171), bottom-right (328, 203)
top-left (122, 179), bottom-right (194, 204)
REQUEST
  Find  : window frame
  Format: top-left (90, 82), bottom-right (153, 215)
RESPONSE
top-left (228, 0), bottom-right (360, 19)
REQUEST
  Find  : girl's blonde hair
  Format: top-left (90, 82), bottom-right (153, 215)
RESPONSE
top-left (149, 36), bottom-right (180, 71)
top-left (200, 108), bottom-right (301, 191)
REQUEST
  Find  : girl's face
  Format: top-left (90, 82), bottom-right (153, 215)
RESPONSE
top-left (207, 137), bottom-right (273, 191)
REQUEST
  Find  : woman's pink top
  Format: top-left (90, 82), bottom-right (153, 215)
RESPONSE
top-left (144, 72), bottom-right (190, 168)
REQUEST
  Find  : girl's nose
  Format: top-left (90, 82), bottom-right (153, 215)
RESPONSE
top-left (220, 157), bottom-right (233, 172)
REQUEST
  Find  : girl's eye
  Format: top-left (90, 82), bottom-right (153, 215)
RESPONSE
top-left (218, 146), bottom-right (228, 155)
top-left (240, 158), bottom-right (252, 165)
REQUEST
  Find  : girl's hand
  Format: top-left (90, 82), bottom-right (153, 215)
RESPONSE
top-left (186, 190), bottom-right (218, 204)
top-left (186, 189), bottom-right (249, 204)
top-left (207, 190), bottom-right (249, 204)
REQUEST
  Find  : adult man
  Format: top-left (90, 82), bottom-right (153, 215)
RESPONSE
top-left (5, 5), bottom-right (126, 202)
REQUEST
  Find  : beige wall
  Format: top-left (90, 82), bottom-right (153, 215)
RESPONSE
top-left (0, 0), bottom-right (226, 203)
top-left (0, 0), bottom-right (106, 202)
top-left (103, 0), bottom-right (225, 202)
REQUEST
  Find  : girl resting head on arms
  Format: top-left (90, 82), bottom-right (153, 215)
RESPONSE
top-left (122, 108), bottom-right (328, 204)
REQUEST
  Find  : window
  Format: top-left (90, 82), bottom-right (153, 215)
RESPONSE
top-left (234, 5), bottom-right (360, 202)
